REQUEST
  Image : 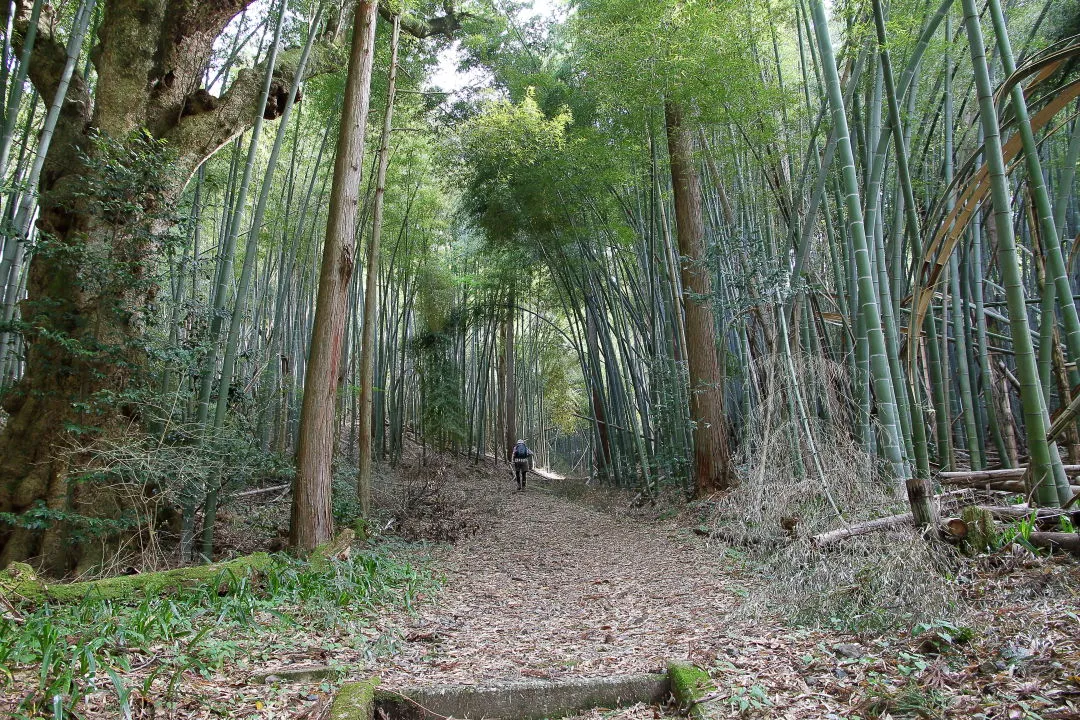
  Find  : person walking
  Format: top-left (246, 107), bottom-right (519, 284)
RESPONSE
top-left (511, 439), bottom-right (534, 490)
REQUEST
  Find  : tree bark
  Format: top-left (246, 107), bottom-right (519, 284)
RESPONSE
top-left (290, 0), bottom-right (379, 552)
top-left (0, 0), bottom-right (465, 571)
top-left (0, 0), bottom-right (341, 572)
top-left (664, 100), bottom-right (733, 495)
top-left (0, 0), bottom-right (277, 574)
top-left (503, 291), bottom-right (517, 461)
top-left (357, 15), bottom-right (399, 517)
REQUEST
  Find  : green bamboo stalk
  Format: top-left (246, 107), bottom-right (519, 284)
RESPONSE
top-left (960, 0), bottom-right (1058, 506)
top-left (986, 0), bottom-right (1080, 389)
top-left (941, 26), bottom-right (982, 470)
top-left (808, 0), bottom-right (918, 505)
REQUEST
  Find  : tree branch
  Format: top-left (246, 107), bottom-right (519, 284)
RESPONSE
top-left (164, 40), bottom-right (346, 177)
top-left (1, 0), bottom-right (92, 126)
top-left (378, 1), bottom-right (468, 38)
top-left (146, 0), bottom-right (257, 136)
top-left (163, 0), bottom-right (464, 178)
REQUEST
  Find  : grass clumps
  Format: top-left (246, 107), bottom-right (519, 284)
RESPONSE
top-left (0, 546), bottom-right (432, 719)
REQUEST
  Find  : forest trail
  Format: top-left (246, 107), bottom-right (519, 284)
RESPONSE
top-left (374, 472), bottom-right (838, 715)
top-left (382, 474), bottom-right (745, 683)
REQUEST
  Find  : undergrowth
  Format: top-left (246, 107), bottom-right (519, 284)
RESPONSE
top-left (712, 354), bottom-right (960, 633)
top-left (0, 547), bottom-right (432, 719)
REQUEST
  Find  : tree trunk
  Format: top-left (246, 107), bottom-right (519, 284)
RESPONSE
top-left (585, 298), bottom-right (613, 481)
top-left (0, 0), bottom-right (367, 572)
top-left (0, 135), bottom-right (181, 575)
top-left (290, 0), bottom-right (379, 551)
top-left (357, 14), bottom-right (399, 516)
top-left (503, 291), bottom-right (517, 461)
top-left (664, 100), bottom-right (733, 495)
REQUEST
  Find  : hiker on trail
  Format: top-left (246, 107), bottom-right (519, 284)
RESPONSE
top-left (512, 439), bottom-right (534, 490)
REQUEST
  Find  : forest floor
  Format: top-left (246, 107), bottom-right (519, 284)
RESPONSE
top-left (4, 452), bottom-right (1079, 719)
top-left (354, 461), bottom-right (1080, 720)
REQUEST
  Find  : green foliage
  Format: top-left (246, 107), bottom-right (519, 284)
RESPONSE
top-left (860, 671), bottom-right (950, 719)
top-left (332, 464), bottom-right (364, 527)
top-left (570, 0), bottom-right (774, 125)
top-left (7, 132), bottom-right (186, 397)
top-left (912, 619), bottom-right (975, 657)
top-left (0, 549), bottom-right (431, 719)
top-left (726, 684), bottom-right (773, 715)
top-left (1058, 514), bottom-right (1076, 533)
top-left (415, 254), bottom-right (458, 334)
top-left (412, 325), bottom-right (467, 452)
top-left (458, 90), bottom-right (572, 243)
top-left (538, 340), bottom-right (585, 434)
top-left (0, 408), bottom-right (292, 556)
top-left (0, 502), bottom-right (139, 545)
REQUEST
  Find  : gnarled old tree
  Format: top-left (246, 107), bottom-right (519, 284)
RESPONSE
top-left (0, 0), bottom-right (463, 574)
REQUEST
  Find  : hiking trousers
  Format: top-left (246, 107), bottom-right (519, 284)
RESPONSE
top-left (513, 459), bottom-right (529, 489)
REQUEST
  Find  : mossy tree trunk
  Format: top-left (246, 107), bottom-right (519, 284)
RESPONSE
top-left (0, 0), bottom-right (336, 574)
top-left (0, 0), bottom-right (466, 572)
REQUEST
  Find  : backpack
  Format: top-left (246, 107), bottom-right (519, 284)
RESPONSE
top-left (513, 442), bottom-right (529, 459)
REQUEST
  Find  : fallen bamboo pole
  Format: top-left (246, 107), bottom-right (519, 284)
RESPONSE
top-left (1025, 532), bottom-right (1080, 554)
top-left (235, 483), bottom-right (291, 498)
top-left (812, 513), bottom-right (914, 546)
top-left (1047, 393), bottom-right (1080, 441)
top-left (938, 465), bottom-right (1080, 481)
top-left (980, 504), bottom-right (1075, 521)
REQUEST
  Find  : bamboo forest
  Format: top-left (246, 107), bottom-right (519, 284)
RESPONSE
top-left (1, 0), bottom-right (1080, 717)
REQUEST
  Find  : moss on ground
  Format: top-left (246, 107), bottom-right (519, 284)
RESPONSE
top-left (330, 679), bottom-right (379, 720)
top-left (668, 662), bottom-right (715, 720)
top-left (0, 552), bottom-right (274, 603)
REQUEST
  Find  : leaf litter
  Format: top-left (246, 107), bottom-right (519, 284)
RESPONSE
top-left (371, 464), bottom-right (1080, 720)
top-left (4, 452), bottom-right (1078, 719)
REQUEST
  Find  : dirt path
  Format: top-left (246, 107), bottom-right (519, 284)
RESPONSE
top-left (376, 473), bottom-right (822, 700)
top-left (369, 470), bottom-right (1078, 719)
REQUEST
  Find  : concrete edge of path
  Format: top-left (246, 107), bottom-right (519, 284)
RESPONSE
top-left (331, 673), bottom-right (670, 720)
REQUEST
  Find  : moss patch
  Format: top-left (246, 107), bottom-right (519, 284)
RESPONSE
top-left (668, 662), bottom-right (715, 720)
top-left (331, 679), bottom-right (379, 720)
top-left (961, 506), bottom-right (998, 553)
top-left (1, 552), bottom-right (274, 603)
top-left (311, 529), bottom-right (356, 571)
